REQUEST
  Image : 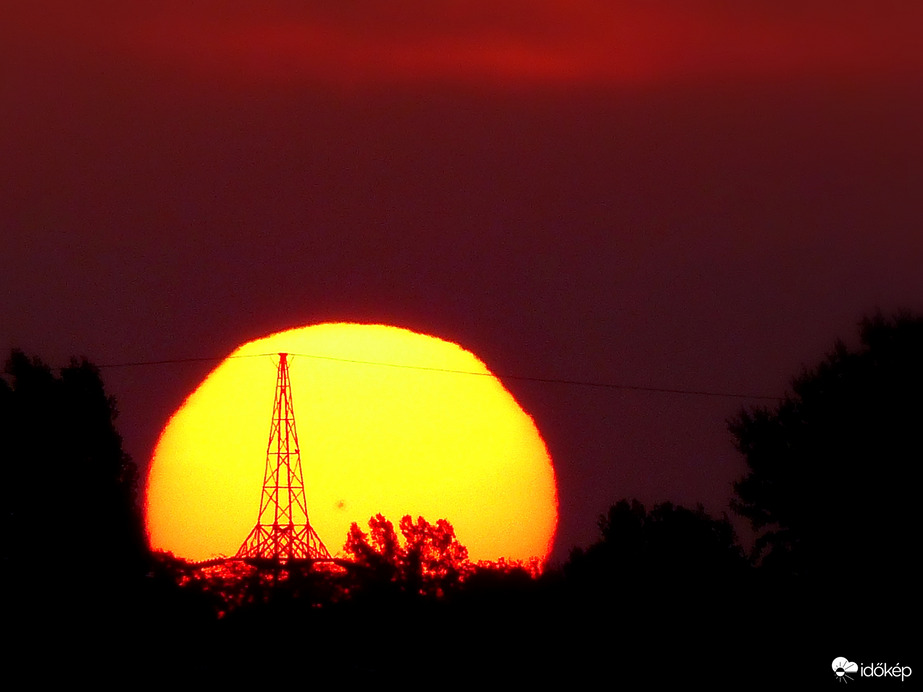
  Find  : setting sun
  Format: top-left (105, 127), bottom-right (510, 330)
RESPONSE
top-left (145, 323), bottom-right (558, 564)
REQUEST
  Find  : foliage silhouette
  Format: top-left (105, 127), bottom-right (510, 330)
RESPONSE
top-left (1, 351), bottom-right (146, 584)
top-left (730, 312), bottom-right (921, 593)
top-left (344, 513), bottom-right (471, 599)
top-left (541, 499), bottom-right (754, 684)
top-left (1, 351), bottom-right (159, 683)
top-left (564, 499), bottom-right (747, 613)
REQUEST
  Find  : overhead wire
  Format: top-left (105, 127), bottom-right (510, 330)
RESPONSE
top-left (90, 351), bottom-right (782, 401)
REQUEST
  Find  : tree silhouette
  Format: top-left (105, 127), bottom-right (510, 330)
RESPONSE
top-left (2, 351), bottom-right (153, 683)
top-left (565, 499), bottom-right (747, 607)
top-left (730, 312), bottom-right (921, 593)
top-left (344, 514), bottom-right (470, 599)
top-left (398, 515), bottom-right (470, 595)
top-left (551, 499), bottom-right (751, 685)
top-left (1, 351), bottom-right (146, 603)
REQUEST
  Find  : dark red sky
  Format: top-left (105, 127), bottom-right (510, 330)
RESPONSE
top-left (3, 2), bottom-right (921, 562)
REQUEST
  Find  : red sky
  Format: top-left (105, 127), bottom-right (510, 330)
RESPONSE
top-left (7, 1), bottom-right (922, 86)
top-left (2, 2), bottom-right (921, 561)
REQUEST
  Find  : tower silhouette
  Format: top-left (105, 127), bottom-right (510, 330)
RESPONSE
top-left (237, 353), bottom-right (331, 563)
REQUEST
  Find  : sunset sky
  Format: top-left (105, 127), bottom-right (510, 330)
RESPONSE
top-left (3, 2), bottom-right (921, 561)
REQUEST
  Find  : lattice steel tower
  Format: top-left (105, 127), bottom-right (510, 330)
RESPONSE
top-left (237, 353), bottom-right (331, 562)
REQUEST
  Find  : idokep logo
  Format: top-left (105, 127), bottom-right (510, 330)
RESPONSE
top-left (832, 657), bottom-right (913, 683)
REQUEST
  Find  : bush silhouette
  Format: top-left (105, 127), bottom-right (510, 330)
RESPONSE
top-left (731, 312), bottom-right (921, 594)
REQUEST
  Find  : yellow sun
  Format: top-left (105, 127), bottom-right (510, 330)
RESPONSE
top-left (145, 323), bottom-right (558, 564)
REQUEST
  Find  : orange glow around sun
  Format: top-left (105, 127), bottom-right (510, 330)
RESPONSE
top-left (145, 323), bottom-right (558, 564)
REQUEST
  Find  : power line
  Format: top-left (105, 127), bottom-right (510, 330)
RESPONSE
top-left (287, 352), bottom-right (780, 400)
top-left (96, 354), bottom-right (265, 369)
top-left (91, 351), bottom-right (782, 401)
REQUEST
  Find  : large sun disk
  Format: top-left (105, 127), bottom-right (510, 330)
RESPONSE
top-left (145, 324), bottom-right (558, 565)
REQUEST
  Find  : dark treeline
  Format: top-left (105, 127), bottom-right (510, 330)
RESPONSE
top-left (3, 312), bottom-right (919, 685)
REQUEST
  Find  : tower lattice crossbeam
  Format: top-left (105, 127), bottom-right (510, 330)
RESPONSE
top-left (237, 352), bottom-right (331, 563)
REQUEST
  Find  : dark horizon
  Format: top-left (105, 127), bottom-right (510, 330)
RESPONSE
top-left (3, 313), bottom-right (920, 684)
